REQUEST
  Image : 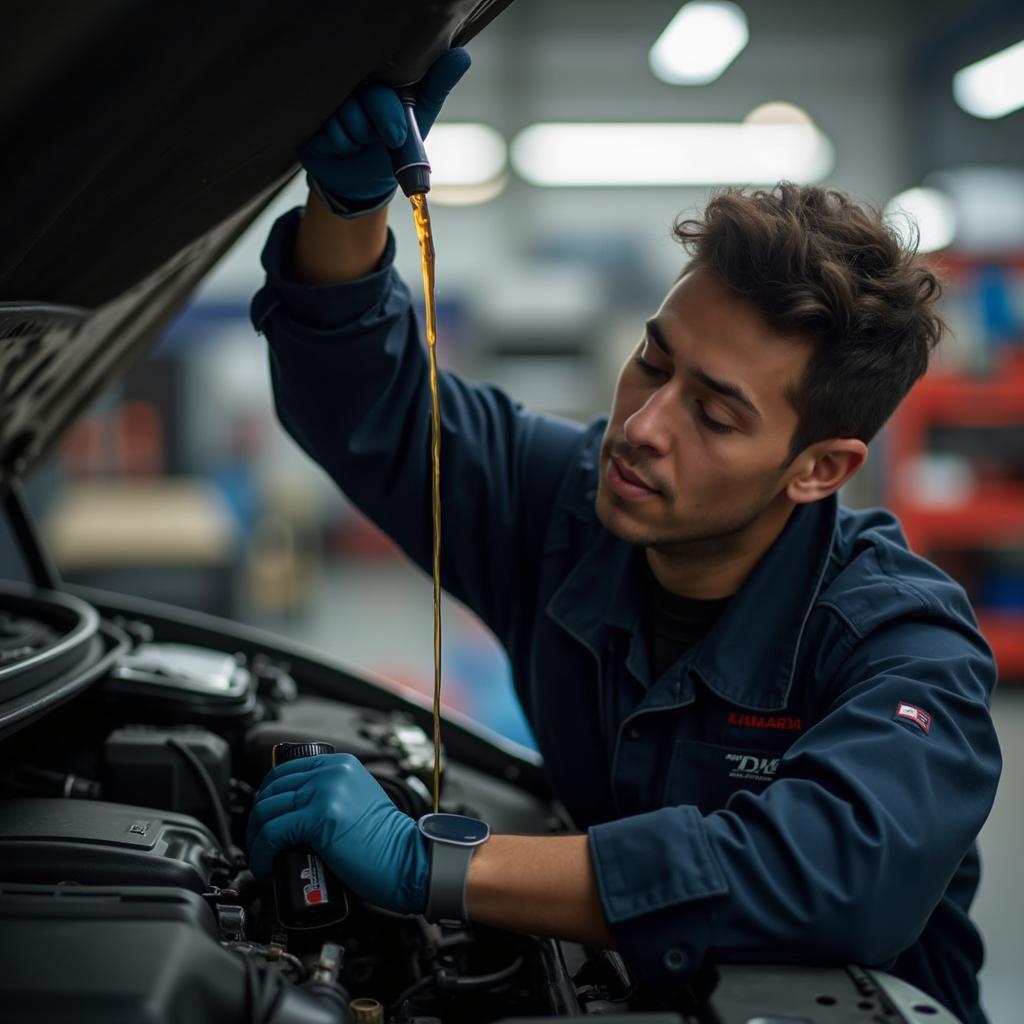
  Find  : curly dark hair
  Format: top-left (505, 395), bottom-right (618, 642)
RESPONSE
top-left (673, 183), bottom-right (945, 463)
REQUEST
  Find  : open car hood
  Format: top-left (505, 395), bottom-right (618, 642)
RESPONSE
top-left (0, 0), bottom-right (513, 493)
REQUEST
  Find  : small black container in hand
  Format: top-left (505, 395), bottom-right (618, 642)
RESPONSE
top-left (271, 741), bottom-right (349, 929)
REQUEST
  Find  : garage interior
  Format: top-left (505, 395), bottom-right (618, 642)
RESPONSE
top-left (1, 2), bottom-right (1021, 1020)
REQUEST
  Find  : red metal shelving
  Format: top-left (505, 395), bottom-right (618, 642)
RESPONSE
top-left (886, 351), bottom-right (1024, 681)
top-left (975, 613), bottom-right (1024, 678)
top-left (896, 487), bottom-right (1024, 546)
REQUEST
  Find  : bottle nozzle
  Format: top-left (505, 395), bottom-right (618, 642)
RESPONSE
top-left (389, 94), bottom-right (431, 197)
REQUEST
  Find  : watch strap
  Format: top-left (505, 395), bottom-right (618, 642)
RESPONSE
top-left (424, 840), bottom-right (476, 927)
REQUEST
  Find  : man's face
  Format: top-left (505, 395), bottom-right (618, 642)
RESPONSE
top-left (596, 268), bottom-right (813, 551)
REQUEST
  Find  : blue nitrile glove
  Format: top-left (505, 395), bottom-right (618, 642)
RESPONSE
top-left (247, 753), bottom-right (429, 915)
top-left (301, 47), bottom-right (472, 207)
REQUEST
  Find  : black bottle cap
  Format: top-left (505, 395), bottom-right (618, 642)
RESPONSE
top-left (272, 741), bottom-right (336, 767)
top-left (395, 164), bottom-right (431, 197)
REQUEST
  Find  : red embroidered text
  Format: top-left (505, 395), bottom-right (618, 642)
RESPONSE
top-left (727, 712), bottom-right (802, 731)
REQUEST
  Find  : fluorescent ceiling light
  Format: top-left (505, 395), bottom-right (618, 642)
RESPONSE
top-left (650, 1), bottom-right (749, 85)
top-left (511, 123), bottom-right (834, 186)
top-left (428, 124), bottom-right (507, 186)
top-left (926, 167), bottom-right (1024, 253)
top-left (953, 38), bottom-right (1024, 119)
top-left (743, 101), bottom-right (814, 126)
top-left (430, 174), bottom-right (508, 207)
top-left (884, 187), bottom-right (957, 254)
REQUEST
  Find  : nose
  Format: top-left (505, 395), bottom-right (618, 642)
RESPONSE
top-left (623, 386), bottom-right (673, 458)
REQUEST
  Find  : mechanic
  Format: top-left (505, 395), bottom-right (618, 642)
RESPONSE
top-left (246, 49), bottom-right (1001, 1024)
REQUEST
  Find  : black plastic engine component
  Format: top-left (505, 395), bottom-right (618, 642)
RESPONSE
top-left (247, 701), bottom-right (435, 819)
top-left (0, 797), bottom-right (219, 891)
top-left (0, 582), bottom-right (115, 737)
top-left (102, 724), bottom-right (232, 831)
top-left (704, 963), bottom-right (959, 1023)
top-left (246, 696), bottom-right (556, 833)
top-left (246, 699), bottom-right (387, 781)
top-left (0, 764), bottom-right (101, 800)
top-left (0, 586), bottom-right (88, 698)
top-left (0, 884), bottom-right (350, 1024)
top-left (373, 772), bottom-right (432, 820)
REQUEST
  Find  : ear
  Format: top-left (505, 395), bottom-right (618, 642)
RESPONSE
top-left (785, 439), bottom-right (867, 505)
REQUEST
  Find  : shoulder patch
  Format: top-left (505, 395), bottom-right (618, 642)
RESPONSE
top-left (894, 701), bottom-right (931, 734)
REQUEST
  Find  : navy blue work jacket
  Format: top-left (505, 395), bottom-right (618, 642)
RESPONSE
top-left (253, 211), bottom-right (1001, 1024)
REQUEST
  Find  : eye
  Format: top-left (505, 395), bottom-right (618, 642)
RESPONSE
top-left (696, 400), bottom-right (736, 435)
top-left (633, 355), bottom-right (669, 379)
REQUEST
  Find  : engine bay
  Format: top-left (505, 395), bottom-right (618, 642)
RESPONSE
top-left (0, 582), bottom-right (959, 1024)
top-left (0, 582), bottom-right (642, 1024)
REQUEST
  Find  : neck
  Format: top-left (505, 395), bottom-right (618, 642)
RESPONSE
top-left (646, 495), bottom-right (796, 600)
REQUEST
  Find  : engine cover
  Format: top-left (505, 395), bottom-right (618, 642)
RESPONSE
top-left (0, 885), bottom-right (344, 1024)
top-left (0, 798), bottom-right (219, 891)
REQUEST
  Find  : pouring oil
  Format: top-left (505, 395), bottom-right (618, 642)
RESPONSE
top-left (409, 192), bottom-right (443, 813)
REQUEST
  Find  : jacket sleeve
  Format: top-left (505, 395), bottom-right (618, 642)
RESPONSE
top-left (250, 208), bottom-right (582, 643)
top-left (587, 612), bottom-right (1001, 996)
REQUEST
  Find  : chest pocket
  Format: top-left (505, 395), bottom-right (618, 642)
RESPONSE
top-left (663, 739), bottom-right (784, 814)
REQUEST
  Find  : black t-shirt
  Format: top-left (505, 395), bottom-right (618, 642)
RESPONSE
top-left (647, 567), bottom-right (732, 681)
top-left (603, 562), bottom-right (732, 743)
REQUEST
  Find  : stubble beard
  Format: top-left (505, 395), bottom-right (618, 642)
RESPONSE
top-left (596, 465), bottom-right (787, 557)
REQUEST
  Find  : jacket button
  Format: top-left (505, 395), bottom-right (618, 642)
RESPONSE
top-left (628, 727), bottom-right (640, 740)
top-left (663, 948), bottom-right (685, 971)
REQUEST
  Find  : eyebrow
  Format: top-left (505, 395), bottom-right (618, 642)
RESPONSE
top-left (644, 318), bottom-right (762, 422)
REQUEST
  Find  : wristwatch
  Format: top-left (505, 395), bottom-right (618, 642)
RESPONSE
top-left (417, 812), bottom-right (491, 927)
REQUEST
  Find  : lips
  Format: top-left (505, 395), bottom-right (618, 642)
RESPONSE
top-left (607, 455), bottom-right (661, 500)
top-left (614, 458), bottom-right (656, 491)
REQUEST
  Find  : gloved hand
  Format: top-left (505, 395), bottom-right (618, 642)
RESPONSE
top-left (247, 753), bottom-right (430, 915)
top-left (302, 47), bottom-right (472, 205)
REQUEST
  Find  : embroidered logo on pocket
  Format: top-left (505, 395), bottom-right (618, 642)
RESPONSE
top-left (724, 752), bottom-right (780, 782)
top-left (727, 712), bottom-right (802, 731)
top-left (894, 702), bottom-right (931, 734)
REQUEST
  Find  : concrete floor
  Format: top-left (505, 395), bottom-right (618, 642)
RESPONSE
top-left (252, 561), bottom-right (1024, 1024)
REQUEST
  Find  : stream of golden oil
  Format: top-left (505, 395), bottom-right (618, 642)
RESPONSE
top-left (410, 192), bottom-right (443, 814)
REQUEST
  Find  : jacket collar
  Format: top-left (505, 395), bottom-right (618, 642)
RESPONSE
top-left (545, 525), bottom-right (641, 657)
top-left (547, 491), bottom-right (837, 711)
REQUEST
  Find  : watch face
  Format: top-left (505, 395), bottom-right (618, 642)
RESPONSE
top-left (419, 813), bottom-right (490, 845)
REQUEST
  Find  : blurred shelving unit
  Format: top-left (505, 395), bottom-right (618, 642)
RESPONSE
top-left (886, 253), bottom-right (1024, 682)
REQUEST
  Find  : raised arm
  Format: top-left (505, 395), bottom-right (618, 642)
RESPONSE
top-left (251, 51), bottom-right (582, 642)
top-left (291, 192), bottom-right (388, 285)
